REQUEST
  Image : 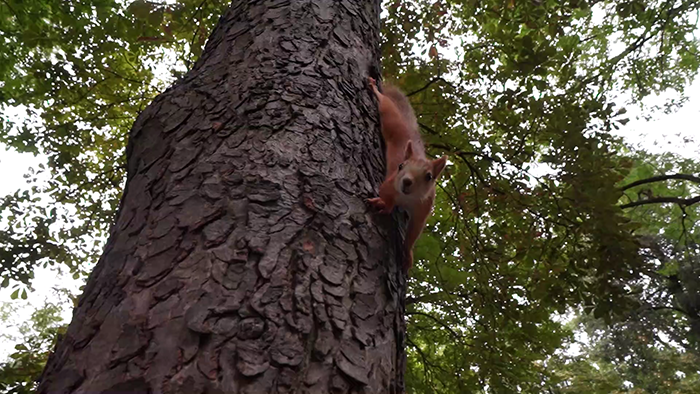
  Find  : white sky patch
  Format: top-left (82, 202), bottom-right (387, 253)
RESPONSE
top-left (0, 265), bottom-right (83, 360)
top-left (0, 149), bottom-right (85, 358)
top-left (0, 148), bottom-right (45, 197)
top-left (618, 80), bottom-right (700, 159)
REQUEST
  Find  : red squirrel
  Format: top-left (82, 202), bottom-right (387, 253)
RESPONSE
top-left (366, 77), bottom-right (448, 273)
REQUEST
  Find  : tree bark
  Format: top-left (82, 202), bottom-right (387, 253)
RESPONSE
top-left (38, 1), bottom-right (407, 393)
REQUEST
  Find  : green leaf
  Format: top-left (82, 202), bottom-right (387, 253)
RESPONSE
top-left (658, 260), bottom-right (679, 277)
top-left (128, 0), bottom-right (152, 20)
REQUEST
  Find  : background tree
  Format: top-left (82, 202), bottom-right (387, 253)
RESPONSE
top-left (1, 0), bottom-right (700, 393)
top-left (0, 298), bottom-right (68, 394)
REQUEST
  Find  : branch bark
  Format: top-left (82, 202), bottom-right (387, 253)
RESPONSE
top-left (620, 173), bottom-right (700, 191)
top-left (406, 76), bottom-right (453, 97)
top-left (406, 311), bottom-right (462, 340)
top-left (620, 195), bottom-right (700, 209)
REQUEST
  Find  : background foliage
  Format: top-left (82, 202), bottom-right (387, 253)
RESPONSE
top-left (0, 296), bottom-right (70, 393)
top-left (1, 0), bottom-right (699, 392)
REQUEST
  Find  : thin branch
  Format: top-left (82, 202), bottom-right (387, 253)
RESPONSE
top-left (406, 76), bottom-right (453, 97)
top-left (406, 337), bottom-right (434, 372)
top-left (1, 0), bottom-right (18, 17)
top-left (406, 294), bottom-right (435, 305)
top-left (620, 195), bottom-right (700, 209)
top-left (426, 141), bottom-right (501, 163)
top-left (462, 42), bottom-right (489, 54)
top-left (406, 311), bottom-right (463, 340)
top-left (580, 32), bottom-right (602, 44)
top-left (458, 153), bottom-right (495, 191)
top-left (406, 335), bottom-right (450, 391)
top-left (680, 205), bottom-right (689, 247)
top-left (184, 0), bottom-right (209, 70)
top-left (184, 0), bottom-right (209, 33)
top-left (579, 0), bottom-right (686, 87)
top-left (648, 305), bottom-right (689, 315)
top-left (620, 173), bottom-right (700, 191)
top-left (99, 66), bottom-right (144, 85)
top-left (418, 122), bottom-right (440, 136)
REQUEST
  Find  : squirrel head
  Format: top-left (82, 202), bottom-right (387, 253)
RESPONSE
top-left (394, 141), bottom-right (447, 204)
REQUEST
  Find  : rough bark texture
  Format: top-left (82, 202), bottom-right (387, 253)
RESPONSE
top-left (38, 1), bottom-right (407, 393)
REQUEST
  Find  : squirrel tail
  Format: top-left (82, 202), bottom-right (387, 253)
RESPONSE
top-left (382, 84), bottom-right (420, 136)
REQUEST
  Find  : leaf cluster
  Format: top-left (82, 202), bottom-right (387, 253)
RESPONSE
top-left (0, 0), bottom-right (229, 290)
top-left (0, 299), bottom-right (68, 393)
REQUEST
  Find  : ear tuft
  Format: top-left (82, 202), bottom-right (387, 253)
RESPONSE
top-left (404, 141), bottom-right (414, 160)
top-left (433, 155), bottom-right (447, 177)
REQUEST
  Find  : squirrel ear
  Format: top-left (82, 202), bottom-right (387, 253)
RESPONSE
top-left (432, 155), bottom-right (447, 177)
top-left (404, 141), bottom-right (414, 160)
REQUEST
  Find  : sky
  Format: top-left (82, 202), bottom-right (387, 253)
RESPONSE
top-left (0, 147), bottom-right (83, 359)
top-left (620, 80), bottom-right (700, 159)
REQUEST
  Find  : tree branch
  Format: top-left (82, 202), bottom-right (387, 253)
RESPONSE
top-left (1, 0), bottom-right (18, 17)
top-left (620, 195), bottom-right (700, 209)
top-left (406, 76), bottom-right (453, 97)
top-left (406, 311), bottom-right (463, 340)
top-left (579, 0), bottom-right (690, 87)
top-left (406, 289), bottom-right (477, 305)
top-left (648, 306), bottom-right (689, 315)
top-left (620, 173), bottom-right (700, 191)
top-left (406, 293), bottom-right (438, 305)
top-left (418, 122), bottom-right (440, 136)
top-left (426, 141), bottom-right (501, 163)
top-left (406, 335), bottom-right (449, 391)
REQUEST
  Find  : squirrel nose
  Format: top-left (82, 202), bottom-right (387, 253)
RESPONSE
top-left (402, 178), bottom-right (412, 193)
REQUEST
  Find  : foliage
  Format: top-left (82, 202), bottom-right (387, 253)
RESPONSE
top-left (0, 298), bottom-right (69, 393)
top-left (549, 305), bottom-right (700, 394)
top-left (380, 0), bottom-right (700, 391)
top-left (0, 0), bottom-right (229, 291)
top-left (1, 0), bottom-right (700, 393)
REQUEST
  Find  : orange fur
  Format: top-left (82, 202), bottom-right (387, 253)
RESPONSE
top-left (367, 77), bottom-right (448, 273)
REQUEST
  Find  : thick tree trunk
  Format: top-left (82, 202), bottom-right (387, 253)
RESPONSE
top-left (38, 1), bottom-right (407, 393)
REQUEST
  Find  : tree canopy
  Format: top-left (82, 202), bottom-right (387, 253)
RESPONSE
top-left (1, 0), bottom-right (699, 392)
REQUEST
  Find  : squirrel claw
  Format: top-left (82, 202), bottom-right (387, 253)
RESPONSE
top-left (366, 197), bottom-right (385, 208)
top-left (366, 197), bottom-right (391, 214)
top-left (367, 77), bottom-right (379, 95)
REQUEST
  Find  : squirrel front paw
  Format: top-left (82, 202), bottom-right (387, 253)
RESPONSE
top-left (366, 197), bottom-right (392, 214)
top-left (368, 76), bottom-right (376, 88)
top-left (367, 77), bottom-right (380, 96)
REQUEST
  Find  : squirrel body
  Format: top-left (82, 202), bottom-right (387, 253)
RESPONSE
top-left (367, 77), bottom-right (447, 273)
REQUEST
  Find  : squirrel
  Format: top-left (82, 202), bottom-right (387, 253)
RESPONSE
top-left (366, 77), bottom-right (448, 274)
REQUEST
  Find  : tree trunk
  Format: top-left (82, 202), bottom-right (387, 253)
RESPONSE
top-left (37, 1), bottom-right (407, 393)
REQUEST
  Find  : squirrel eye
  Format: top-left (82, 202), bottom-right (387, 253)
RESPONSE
top-left (425, 172), bottom-right (433, 182)
top-left (398, 163), bottom-right (404, 171)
